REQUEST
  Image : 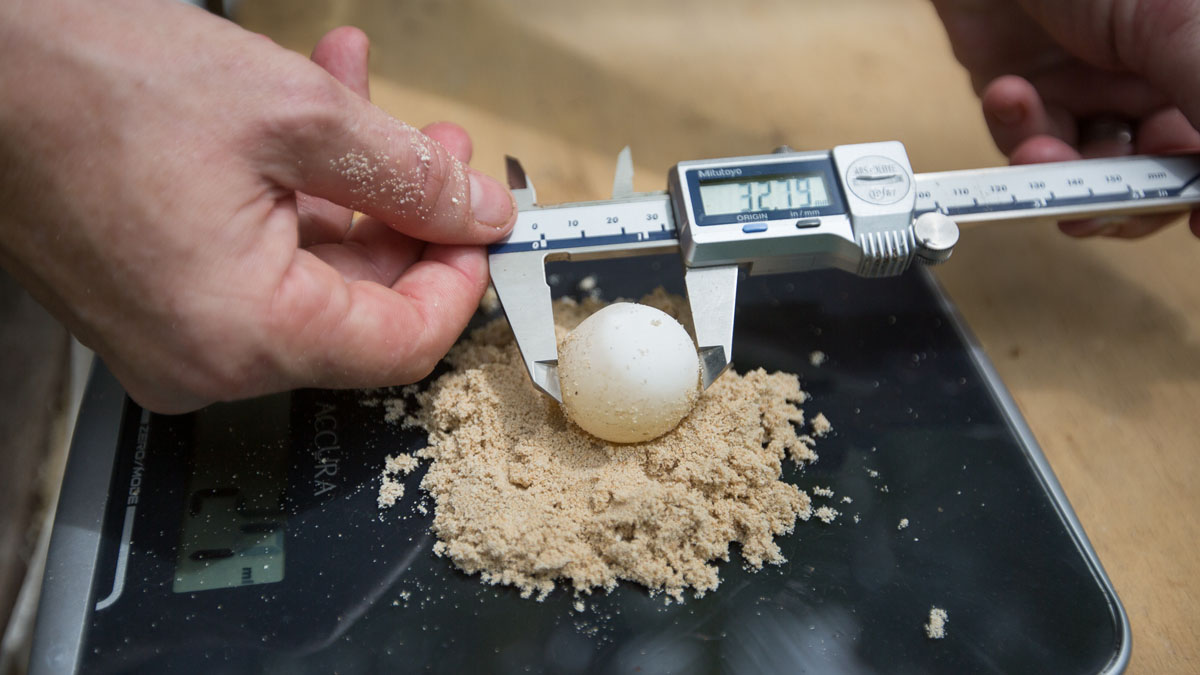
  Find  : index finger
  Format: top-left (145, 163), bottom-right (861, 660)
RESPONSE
top-left (256, 58), bottom-right (515, 245)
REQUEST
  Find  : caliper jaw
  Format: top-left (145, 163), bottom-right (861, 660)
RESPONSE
top-left (489, 248), bottom-right (561, 401)
top-left (505, 156), bottom-right (538, 210)
top-left (491, 157), bottom-right (561, 401)
top-left (492, 252), bottom-right (737, 401)
top-left (683, 265), bottom-right (738, 389)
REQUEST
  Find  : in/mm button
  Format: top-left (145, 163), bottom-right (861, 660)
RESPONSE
top-left (741, 223), bottom-right (768, 234)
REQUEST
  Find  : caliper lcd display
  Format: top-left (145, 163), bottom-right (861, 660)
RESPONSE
top-left (684, 157), bottom-right (847, 227)
top-left (698, 172), bottom-right (832, 215)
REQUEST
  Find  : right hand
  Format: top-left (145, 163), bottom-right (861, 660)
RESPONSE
top-left (930, 0), bottom-right (1200, 238)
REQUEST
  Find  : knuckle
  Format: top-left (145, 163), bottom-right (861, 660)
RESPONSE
top-left (387, 306), bottom-right (451, 384)
top-left (195, 350), bottom-right (270, 403)
top-left (183, 316), bottom-right (278, 404)
top-left (1124, 0), bottom-right (1199, 72)
top-left (261, 71), bottom-right (348, 150)
top-left (412, 140), bottom-right (455, 219)
top-left (399, 351), bottom-right (440, 384)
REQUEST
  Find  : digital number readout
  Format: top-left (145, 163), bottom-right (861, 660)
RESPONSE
top-left (699, 172), bottom-right (831, 216)
top-left (173, 397), bottom-right (289, 593)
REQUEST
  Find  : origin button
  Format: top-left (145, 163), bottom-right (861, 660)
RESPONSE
top-left (741, 223), bottom-right (768, 234)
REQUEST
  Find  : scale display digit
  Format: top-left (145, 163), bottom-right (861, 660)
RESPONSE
top-left (172, 397), bottom-right (290, 593)
top-left (699, 172), bottom-right (831, 216)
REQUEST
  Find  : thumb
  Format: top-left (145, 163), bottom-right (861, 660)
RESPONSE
top-left (1128, 5), bottom-right (1200, 131)
top-left (1015, 0), bottom-right (1200, 129)
top-left (260, 64), bottom-right (515, 245)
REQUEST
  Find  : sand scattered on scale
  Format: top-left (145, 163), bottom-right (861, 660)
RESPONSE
top-left (925, 607), bottom-right (949, 639)
top-left (379, 289), bottom-right (833, 601)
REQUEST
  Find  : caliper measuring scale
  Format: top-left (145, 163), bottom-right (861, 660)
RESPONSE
top-left (488, 142), bottom-right (1200, 401)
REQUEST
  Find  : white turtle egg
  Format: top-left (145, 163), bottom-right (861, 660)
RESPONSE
top-left (558, 302), bottom-right (701, 443)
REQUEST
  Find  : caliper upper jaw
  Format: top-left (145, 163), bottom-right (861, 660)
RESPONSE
top-left (505, 155), bottom-right (539, 210)
top-left (684, 264), bottom-right (739, 389)
top-left (611, 146), bottom-right (635, 199)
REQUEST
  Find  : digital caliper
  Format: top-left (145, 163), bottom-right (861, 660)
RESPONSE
top-left (488, 142), bottom-right (1200, 401)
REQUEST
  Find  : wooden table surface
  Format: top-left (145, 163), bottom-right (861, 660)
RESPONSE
top-left (242, 1), bottom-right (1200, 671)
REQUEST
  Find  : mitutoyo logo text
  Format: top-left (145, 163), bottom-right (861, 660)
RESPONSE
top-left (698, 168), bottom-right (743, 179)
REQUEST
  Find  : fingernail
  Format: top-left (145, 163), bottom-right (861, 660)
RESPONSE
top-left (994, 101), bottom-right (1024, 126)
top-left (468, 169), bottom-right (514, 228)
top-left (1090, 216), bottom-right (1132, 237)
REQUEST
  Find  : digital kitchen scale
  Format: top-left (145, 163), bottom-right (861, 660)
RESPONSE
top-left (30, 257), bottom-right (1129, 674)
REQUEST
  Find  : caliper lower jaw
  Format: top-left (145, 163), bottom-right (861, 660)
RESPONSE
top-left (495, 252), bottom-right (738, 400)
top-left (489, 249), bottom-right (563, 402)
top-left (684, 264), bottom-right (739, 389)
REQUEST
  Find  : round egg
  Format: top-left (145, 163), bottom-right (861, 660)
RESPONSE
top-left (558, 302), bottom-right (701, 443)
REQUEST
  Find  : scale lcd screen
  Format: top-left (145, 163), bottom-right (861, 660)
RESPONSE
top-left (172, 397), bottom-right (289, 593)
top-left (698, 172), bottom-right (831, 216)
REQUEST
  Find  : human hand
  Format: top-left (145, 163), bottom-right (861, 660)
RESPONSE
top-left (0, 0), bottom-right (515, 413)
top-left (930, 0), bottom-right (1200, 238)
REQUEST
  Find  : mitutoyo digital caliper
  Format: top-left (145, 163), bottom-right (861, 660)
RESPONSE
top-left (489, 142), bottom-right (1200, 401)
